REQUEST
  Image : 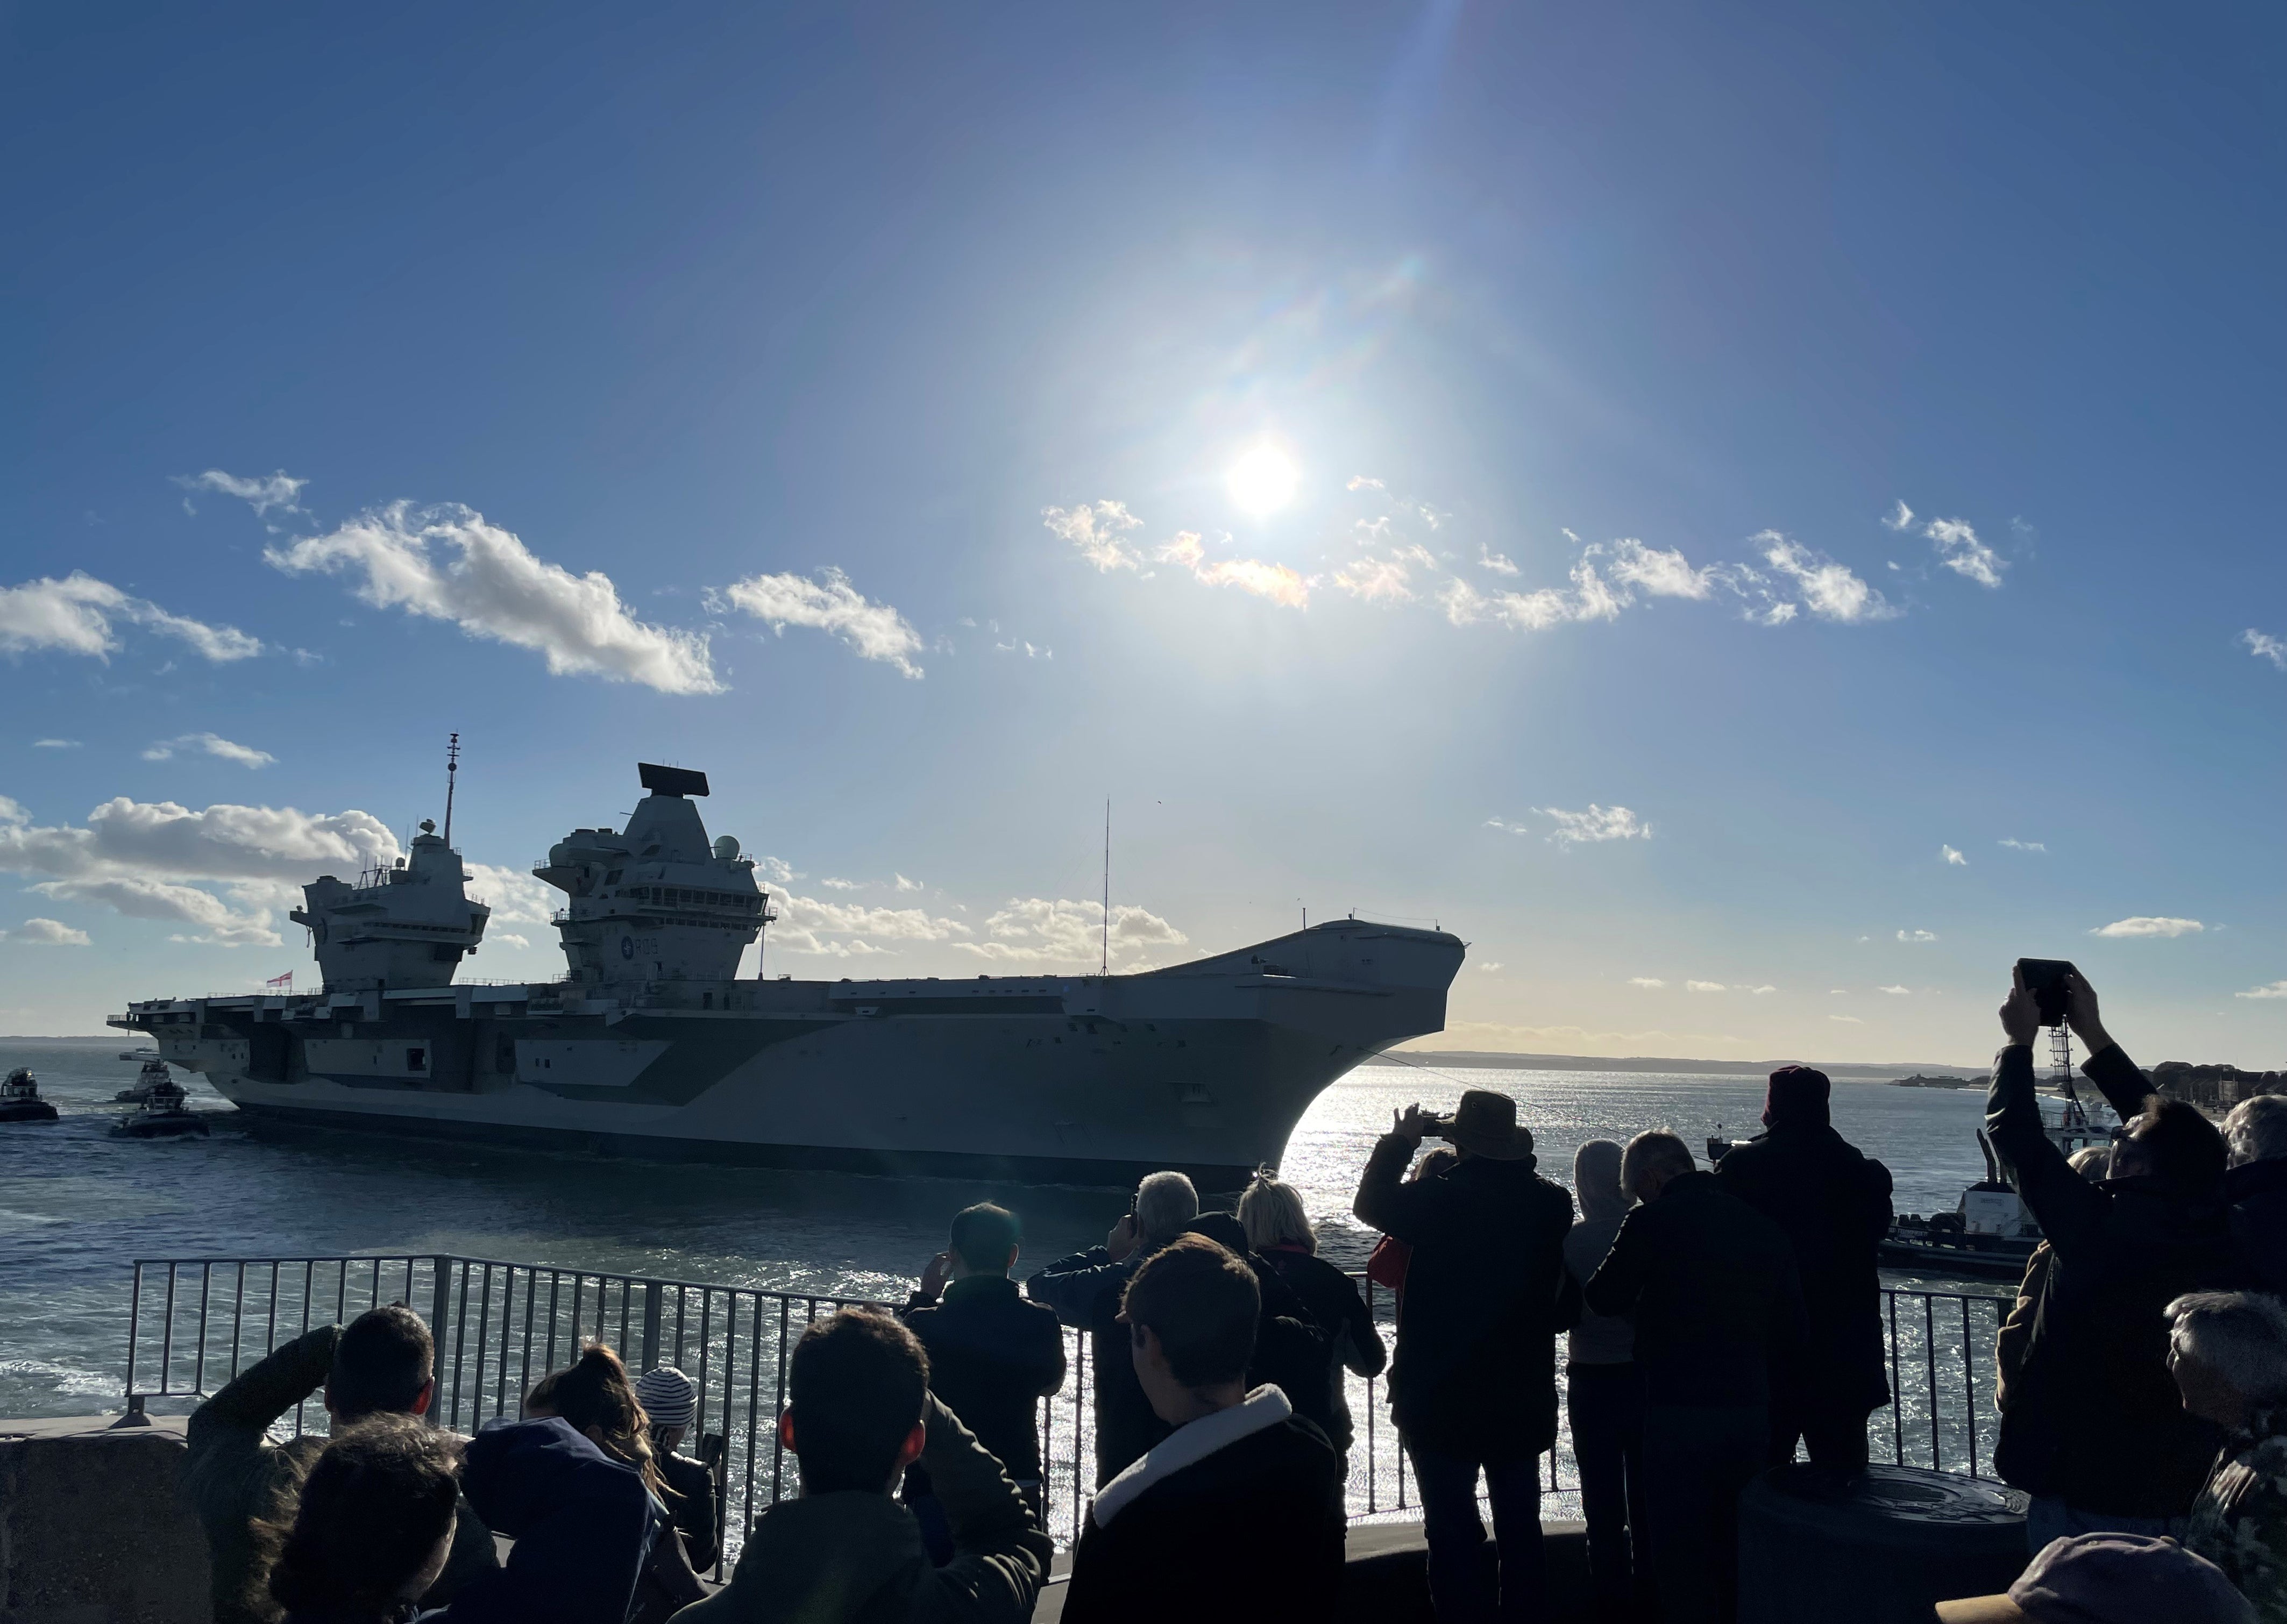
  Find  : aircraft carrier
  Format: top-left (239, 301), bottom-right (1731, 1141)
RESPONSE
top-left (110, 761), bottom-right (1465, 1188)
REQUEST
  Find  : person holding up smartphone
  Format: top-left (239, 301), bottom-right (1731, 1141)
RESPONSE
top-left (1987, 963), bottom-right (2248, 1552)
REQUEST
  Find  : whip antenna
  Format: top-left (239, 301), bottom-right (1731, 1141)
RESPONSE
top-left (442, 732), bottom-right (461, 847)
top-left (1100, 799), bottom-right (1111, 977)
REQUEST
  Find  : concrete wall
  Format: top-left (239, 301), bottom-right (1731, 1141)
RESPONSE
top-left (0, 1416), bottom-right (208, 1624)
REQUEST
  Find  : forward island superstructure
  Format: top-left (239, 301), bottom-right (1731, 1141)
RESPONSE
top-left (112, 761), bottom-right (1465, 1187)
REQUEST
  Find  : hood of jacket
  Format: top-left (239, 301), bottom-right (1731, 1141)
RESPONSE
top-left (1573, 1140), bottom-right (1627, 1222)
top-left (718, 1492), bottom-right (928, 1623)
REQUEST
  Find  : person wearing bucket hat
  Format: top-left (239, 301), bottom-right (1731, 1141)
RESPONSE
top-left (635, 1365), bottom-right (721, 1572)
top-left (1354, 1089), bottom-right (1574, 1623)
top-left (1931, 1531), bottom-right (2256, 1623)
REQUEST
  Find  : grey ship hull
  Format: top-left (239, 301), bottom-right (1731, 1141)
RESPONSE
top-left (112, 921), bottom-right (1463, 1189)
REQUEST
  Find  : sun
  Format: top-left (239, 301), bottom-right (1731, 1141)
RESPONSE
top-left (1227, 444), bottom-right (1300, 517)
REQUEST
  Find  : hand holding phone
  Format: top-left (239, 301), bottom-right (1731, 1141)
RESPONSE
top-left (2014, 958), bottom-right (2078, 1028)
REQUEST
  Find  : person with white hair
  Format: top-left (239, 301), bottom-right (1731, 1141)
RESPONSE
top-left (1028, 1170), bottom-right (1200, 1485)
top-left (636, 1364), bottom-right (720, 1573)
top-left (2224, 1095), bottom-right (2287, 1295)
top-left (1237, 1171), bottom-right (1385, 1455)
top-left (2168, 1290), bottom-right (2287, 1616)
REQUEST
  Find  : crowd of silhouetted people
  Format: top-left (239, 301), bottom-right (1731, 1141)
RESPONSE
top-left (183, 967), bottom-right (2285, 1624)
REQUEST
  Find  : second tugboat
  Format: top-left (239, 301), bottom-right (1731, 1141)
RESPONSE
top-left (115, 1057), bottom-right (174, 1103)
top-left (111, 1070), bottom-right (209, 1139)
top-left (1, 1067), bottom-right (59, 1124)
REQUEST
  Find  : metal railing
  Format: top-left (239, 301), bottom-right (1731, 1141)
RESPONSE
top-left (121, 1254), bottom-right (2007, 1568)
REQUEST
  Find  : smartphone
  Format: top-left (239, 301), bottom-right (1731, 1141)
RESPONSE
top-left (2015, 958), bottom-right (2077, 1028)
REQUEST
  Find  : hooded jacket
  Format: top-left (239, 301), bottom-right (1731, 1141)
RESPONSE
top-left (671, 1397), bottom-right (1049, 1624)
top-left (1986, 1041), bottom-right (2246, 1517)
top-left (438, 1417), bottom-right (659, 1624)
top-left (1712, 1082), bottom-right (1894, 1414)
top-left (1562, 1141), bottom-right (1635, 1366)
top-left (1353, 1133), bottom-right (1575, 1458)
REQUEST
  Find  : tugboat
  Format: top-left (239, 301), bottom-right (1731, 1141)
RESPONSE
top-left (117, 1047), bottom-right (161, 1063)
top-left (1879, 1132), bottom-right (2045, 1280)
top-left (115, 1057), bottom-right (174, 1103)
top-left (110, 1071), bottom-right (209, 1139)
top-left (1, 1067), bottom-right (59, 1124)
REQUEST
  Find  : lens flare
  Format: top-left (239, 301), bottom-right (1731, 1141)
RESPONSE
top-left (1227, 445), bottom-right (1300, 517)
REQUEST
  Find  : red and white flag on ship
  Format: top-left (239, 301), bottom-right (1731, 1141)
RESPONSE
top-left (265, 971), bottom-right (293, 991)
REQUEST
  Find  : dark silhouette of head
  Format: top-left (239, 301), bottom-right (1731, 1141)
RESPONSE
top-left (1763, 1065), bottom-right (1831, 1130)
top-left (948, 1202), bottom-right (1021, 1276)
top-left (2116, 1095), bottom-right (2228, 1196)
top-left (266, 1414), bottom-right (460, 1621)
top-left (783, 1308), bottom-right (929, 1494)
top-left (1121, 1234), bottom-right (1260, 1390)
top-left (328, 1305), bottom-right (435, 1422)
top-left (1183, 1210), bottom-right (1254, 1258)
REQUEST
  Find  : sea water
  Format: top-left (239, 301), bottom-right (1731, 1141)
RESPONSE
top-left (0, 1037), bottom-right (2012, 1422)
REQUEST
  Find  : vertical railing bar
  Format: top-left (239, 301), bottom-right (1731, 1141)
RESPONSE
top-left (294, 1260), bottom-right (314, 1434)
top-left (1888, 1292), bottom-right (1904, 1464)
top-left (496, 1267), bottom-right (517, 1420)
top-left (228, 1262), bottom-right (248, 1380)
top-left (1924, 1294), bottom-right (1940, 1472)
top-left (158, 1265), bottom-right (178, 1395)
top-left (544, 1271), bottom-right (563, 1373)
top-left (451, 1262), bottom-right (473, 1429)
top-left (696, 1291), bottom-right (713, 1438)
top-left (674, 1287), bottom-right (690, 1368)
top-left (124, 1262), bottom-right (143, 1401)
top-left (742, 1294), bottom-right (763, 1576)
top-left (334, 1257), bottom-right (348, 1330)
top-left (1962, 1296), bottom-right (1979, 1478)
top-left (473, 1265), bottom-right (495, 1428)
top-left (771, 1297), bottom-right (790, 1502)
top-left (192, 1263), bottom-right (212, 1394)
top-left (266, 1262), bottom-right (281, 1358)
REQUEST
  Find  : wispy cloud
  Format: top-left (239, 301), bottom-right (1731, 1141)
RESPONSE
top-left (1346, 475), bottom-right (1386, 491)
top-left (1941, 845), bottom-right (1966, 866)
top-left (1476, 961), bottom-right (1503, 973)
top-left (1, 572), bottom-right (263, 663)
top-left (1603, 539), bottom-right (1715, 600)
top-left (1332, 555), bottom-right (1418, 603)
top-left (175, 468), bottom-right (308, 519)
top-left (1043, 501), bottom-right (1146, 572)
top-left (1882, 500), bottom-right (1915, 532)
top-left (1193, 555), bottom-right (1310, 608)
top-left (2244, 629), bottom-right (2287, 671)
top-left (1746, 985), bottom-right (1778, 995)
top-left (2, 917), bottom-right (91, 946)
top-left (2091, 916), bottom-right (2204, 939)
top-left (718, 568), bottom-right (925, 678)
top-left (33, 739), bottom-right (79, 749)
top-left (1880, 984), bottom-right (1911, 995)
top-left (143, 733), bottom-right (275, 768)
top-left (1757, 533), bottom-right (1899, 623)
top-left (1830, 1014), bottom-right (1863, 1023)
top-left (1629, 977), bottom-right (1666, 989)
top-left (1924, 518), bottom-right (2006, 588)
top-left (268, 503), bottom-right (718, 693)
top-left (949, 898), bottom-right (1188, 967)
top-left (1441, 558), bottom-right (1627, 631)
top-left (1478, 547), bottom-right (1519, 576)
top-left (1898, 929), bottom-right (1937, 943)
top-left (1488, 806), bottom-right (1651, 846)
top-left (1999, 838), bottom-right (2047, 853)
top-left (1687, 980), bottom-right (1726, 993)
top-left (2236, 981), bottom-right (2287, 1000)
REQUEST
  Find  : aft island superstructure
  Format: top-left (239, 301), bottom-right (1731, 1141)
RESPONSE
top-left (113, 762), bottom-right (1464, 1188)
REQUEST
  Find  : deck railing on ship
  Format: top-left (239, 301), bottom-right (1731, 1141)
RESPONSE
top-left (119, 1253), bottom-right (2009, 1573)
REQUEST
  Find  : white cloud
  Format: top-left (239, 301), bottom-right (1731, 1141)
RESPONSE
top-left (950, 897), bottom-right (1187, 967)
top-left (0, 572), bottom-right (263, 663)
top-left (3, 917), bottom-right (90, 946)
top-left (2091, 916), bottom-right (2204, 939)
top-left (1880, 985), bottom-right (1912, 995)
top-left (1602, 539), bottom-right (1714, 600)
top-left (822, 877), bottom-right (859, 891)
top-left (1628, 977), bottom-right (1666, 989)
top-left (1882, 500), bottom-right (1915, 532)
top-left (1924, 518), bottom-right (2006, 589)
top-left (1999, 838), bottom-right (2047, 853)
top-left (493, 932), bottom-right (532, 950)
top-left (1757, 533), bottom-right (1899, 623)
top-left (0, 793), bottom-right (403, 948)
top-left (1043, 501), bottom-right (1147, 572)
top-left (1478, 548), bottom-right (1519, 576)
top-left (1898, 929), bottom-right (1937, 943)
top-left (1687, 980), bottom-right (1726, 993)
top-left (2244, 630), bottom-right (2287, 672)
top-left (1829, 988), bottom-right (1849, 995)
top-left (33, 739), bottom-right (79, 749)
top-left (143, 733), bottom-right (276, 769)
top-left (175, 468), bottom-right (308, 518)
top-left (1476, 961), bottom-right (1503, 973)
top-left (1191, 556), bottom-right (1311, 609)
top-left (2235, 981), bottom-right (2287, 1000)
top-left (1830, 1014), bottom-right (1863, 1023)
top-left (464, 863), bottom-right (558, 925)
top-left (717, 567), bottom-right (925, 679)
top-left (1941, 845), bottom-right (1966, 866)
top-left (268, 503), bottom-right (718, 693)
top-left (1530, 804), bottom-right (1651, 846)
top-left (1346, 476), bottom-right (1386, 491)
top-left (893, 874), bottom-right (923, 893)
top-left (1441, 558), bottom-right (1627, 632)
top-left (1746, 985), bottom-right (1778, 994)
top-left (1332, 555), bottom-right (1417, 603)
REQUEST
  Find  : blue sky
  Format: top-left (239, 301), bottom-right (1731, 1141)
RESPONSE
top-left (3, 3), bottom-right (2281, 1061)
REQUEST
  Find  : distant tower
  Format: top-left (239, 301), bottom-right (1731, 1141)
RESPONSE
top-left (2049, 1022), bottom-right (2074, 1089)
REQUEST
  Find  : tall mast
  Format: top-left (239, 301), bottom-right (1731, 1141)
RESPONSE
top-left (442, 733), bottom-right (460, 847)
top-left (1100, 799), bottom-right (1111, 978)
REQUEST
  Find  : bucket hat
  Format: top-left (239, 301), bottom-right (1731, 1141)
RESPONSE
top-left (1433, 1089), bottom-right (1535, 1160)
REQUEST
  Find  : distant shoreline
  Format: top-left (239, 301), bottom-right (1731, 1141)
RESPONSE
top-left (1370, 1049), bottom-right (1989, 1082)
